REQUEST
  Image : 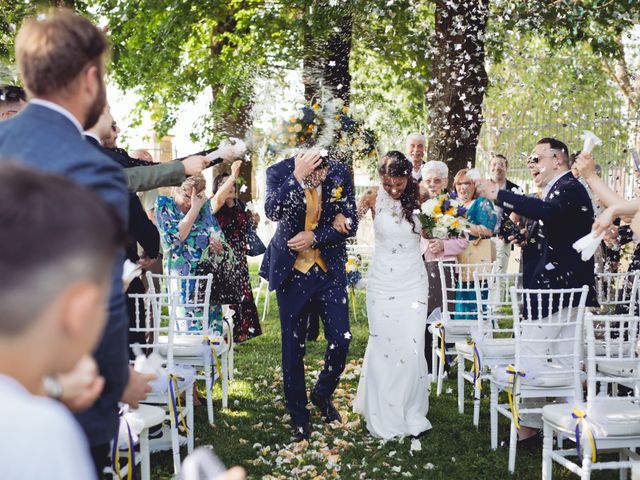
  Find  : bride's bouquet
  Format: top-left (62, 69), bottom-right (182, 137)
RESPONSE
top-left (419, 192), bottom-right (468, 239)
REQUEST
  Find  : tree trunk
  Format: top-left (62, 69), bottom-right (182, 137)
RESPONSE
top-left (426, 0), bottom-right (490, 184)
top-left (210, 14), bottom-right (254, 202)
top-left (303, 2), bottom-right (353, 106)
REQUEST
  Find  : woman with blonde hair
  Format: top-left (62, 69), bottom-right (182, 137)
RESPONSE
top-left (155, 161), bottom-right (242, 332)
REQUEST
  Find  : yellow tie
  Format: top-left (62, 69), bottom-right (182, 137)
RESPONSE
top-left (293, 188), bottom-right (328, 274)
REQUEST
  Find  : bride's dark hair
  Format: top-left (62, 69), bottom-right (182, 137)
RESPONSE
top-left (378, 150), bottom-right (420, 233)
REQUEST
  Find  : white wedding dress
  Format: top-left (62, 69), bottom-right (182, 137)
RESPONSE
top-left (353, 187), bottom-right (432, 439)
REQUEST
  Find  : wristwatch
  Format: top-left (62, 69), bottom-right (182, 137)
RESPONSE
top-left (43, 375), bottom-right (63, 400)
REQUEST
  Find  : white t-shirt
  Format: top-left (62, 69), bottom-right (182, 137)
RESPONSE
top-left (0, 374), bottom-right (97, 480)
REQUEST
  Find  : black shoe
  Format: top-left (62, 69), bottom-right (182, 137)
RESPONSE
top-left (517, 430), bottom-right (543, 449)
top-left (310, 391), bottom-right (342, 423)
top-left (291, 421), bottom-right (311, 441)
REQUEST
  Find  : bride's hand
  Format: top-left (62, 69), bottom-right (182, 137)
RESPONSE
top-left (428, 239), bottom-right (444, 255)
top-left (332, 213), bottom-right (351, 234)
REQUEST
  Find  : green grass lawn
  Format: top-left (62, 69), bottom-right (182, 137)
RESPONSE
top-left (150, 266), bottom-right (617, 479)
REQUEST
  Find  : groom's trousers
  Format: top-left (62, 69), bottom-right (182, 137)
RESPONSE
top-left (276, 265), bottom-right (351, 425)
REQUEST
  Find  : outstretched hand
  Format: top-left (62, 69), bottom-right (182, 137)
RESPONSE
top-left (574, 152), bottom-right (597, 180)
top-left (592, 206), bottom-right (618, 236)
top-left (183, 155), bottom-right (209, 176)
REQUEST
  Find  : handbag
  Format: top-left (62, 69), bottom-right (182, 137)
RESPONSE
top-left (246, 221), bottom-right (266, 257)
top-left (456, 238), bottom-right (496, 282)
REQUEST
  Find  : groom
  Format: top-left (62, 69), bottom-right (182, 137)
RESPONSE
top-left (260, 148), bottom-right (358, 440)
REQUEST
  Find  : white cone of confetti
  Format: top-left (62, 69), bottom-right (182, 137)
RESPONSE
top-left (581, 131), bottom-right (602, 154)
top-left (572, 231), bottom-right (604, 261)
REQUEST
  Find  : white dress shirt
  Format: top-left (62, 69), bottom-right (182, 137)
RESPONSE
top-left (0, 374), bottom-right (97, 479)
top-left (84, 131), bottom-right (102, 145)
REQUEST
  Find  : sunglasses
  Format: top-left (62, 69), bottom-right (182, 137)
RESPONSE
top-left (527, 152), bottom-right (557, 165)
top-left (0, 85), bottom-right (26, 103)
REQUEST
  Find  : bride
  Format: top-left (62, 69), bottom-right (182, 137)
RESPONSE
top-left (352, 151), bottom-right (431, 439)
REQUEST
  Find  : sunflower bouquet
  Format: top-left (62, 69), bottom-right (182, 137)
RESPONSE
top-left (419, 192), bottom-right (468, 239)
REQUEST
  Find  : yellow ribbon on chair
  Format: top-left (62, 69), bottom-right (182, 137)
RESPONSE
top-left (434, 322), bottom-right (447, 367)
top-left (168, 373), bottom-right (189, 432)
top-left (111, 414), bottom-right (136, 480)
top-left (506, 364), bottom-right (526, 430)
top-left (203, 336), bottom-right (224, 386)
top-left (468, 339), bottom-right (482, 393)
top-left (350, 286), bottom-right (358, 323)
top-left (572, 408), bottom-right (597, 464)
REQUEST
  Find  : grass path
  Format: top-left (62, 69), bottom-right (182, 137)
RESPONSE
top-left (151, 273), bottom-right (616, 479)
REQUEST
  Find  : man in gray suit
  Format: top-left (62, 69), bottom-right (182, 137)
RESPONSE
top-left (2, 87), bottom-right (210, 193)
top-left (0, 9), bottom-right (148, 474)
top-left (84, 102), bottom-right (208, 192)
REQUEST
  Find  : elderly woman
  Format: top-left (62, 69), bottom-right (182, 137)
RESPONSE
top-left (454, 168), bottom-right (497, 240)
top-left (420, 161), bottom-right (470, 312)
top-left (452, 168), bottom-right (498, 319)
top-left (155, 161), bottom-right (242, 332)
top-left (419, 161), bottom-right (468, 372)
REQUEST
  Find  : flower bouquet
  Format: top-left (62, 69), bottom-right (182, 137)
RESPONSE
top-left (419, 192), bottom-right (468, 239)
top-left (266, 99), bottom-right (378, 168)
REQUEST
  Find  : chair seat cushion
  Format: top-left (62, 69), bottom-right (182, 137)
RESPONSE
top-left (158, 334), bottom-right (226, 357)
top-left (491, 363), bottom-right (583, 388)
top-left (429, 320), bottom-right (478, 338)
top-left (128, 404), bottom-right (166, 429)
top-left (597, 359), bottom-right (639, 378)
top-left (543, 400), bottom-right (640, 437)
top-left (455, 338), bottom-right (515, 360)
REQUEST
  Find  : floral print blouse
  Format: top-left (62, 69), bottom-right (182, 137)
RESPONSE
top-left (155, 195), bottom-right (224, 332)
top-left (155, 195), bottom-right (223, 276)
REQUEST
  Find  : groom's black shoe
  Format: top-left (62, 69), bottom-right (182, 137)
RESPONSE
top-left (310, 391), bottom-right (342, 423)
top-left (291, 421), bottom-right (311, 441)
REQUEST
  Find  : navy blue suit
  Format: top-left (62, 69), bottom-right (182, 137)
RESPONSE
top-left (0, 103), bottom-right (129, 447)
top-left (497, 171), bottom-right (598, 317)
top-left (260, 158), bottom-right (357, 425)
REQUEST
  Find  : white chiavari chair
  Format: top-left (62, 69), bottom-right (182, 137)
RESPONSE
top-left (489, 286), bottom-right (588, 473)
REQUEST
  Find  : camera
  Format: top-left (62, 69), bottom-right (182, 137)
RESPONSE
top-left (500, 217), bottom-right (525, 243)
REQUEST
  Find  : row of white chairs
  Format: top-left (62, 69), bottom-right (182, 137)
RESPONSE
top-left (110, 272), bottom-right (234, 479)
top-left (429, 259), bottom-right (640, 477)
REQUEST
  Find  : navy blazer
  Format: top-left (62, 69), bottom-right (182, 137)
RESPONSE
top-left (497, 171), bottom-right (598, 317)
top-left (259, 158), bottom-right (358, 291)
top-left (0, 103), bottom-right (129, 446)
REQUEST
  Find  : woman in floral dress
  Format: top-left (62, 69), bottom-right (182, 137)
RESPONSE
top-left (212, 172), bottom-right (262, 343)
top-left (155, 161), bottom-right (242, 333)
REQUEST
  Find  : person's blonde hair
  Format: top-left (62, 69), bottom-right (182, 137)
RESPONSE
top-left (177, 175), bottom-right (206, 196)
top-left (15, 8), bottom-right (108, 97)
top-left (453, 168), bottom-right (478, 199)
